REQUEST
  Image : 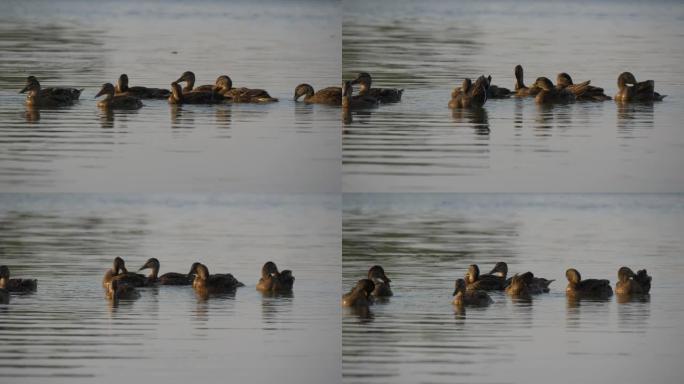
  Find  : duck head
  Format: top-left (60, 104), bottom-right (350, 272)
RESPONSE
top-left (350, 72), bottom-right (372, 93)
top-left (294, 83), bottom-right (315, 101)
top-left (0, 265), bottom-right (9, 288)
top-left (262, 261), bottom-right (279, 278)
top-left (169, 82), bottom-right (183, 102)
top-left (20, 77), bottom-right (41, 96)
top-left (139, 257), bottom-right (160, 272)
top-left (453, 278), bottom-right (467, 296)
top-left (617, 72), bottom-right (637, 89)
top-left (489, 262), bottom-right (508, 278)
top-left (533, 77), bottom-right (555, 91)
top-left (192, 263), bottom-right (210, 281)
top-left (117, 74), bottom-right (130, 93)
top-left (357, 278), bottom-right (375, 297)
top-left (565, 268), bottom-right (582, 285)
top-left (466, 264), bottom-right (480, 284)
top-left (368, 265), bottom-right (391, 285)
top-left (617, 266), bottom-right (636, 282)
top-left (508, 274), bottom-right (530, 295)
top-left (556, 73), bottom-right (574, 89)
top-left (112, 257), bottom-right (128, 274)
top-left (95, 83), bottom-right (116, 99)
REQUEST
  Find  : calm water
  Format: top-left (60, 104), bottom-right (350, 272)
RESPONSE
top-left (342, 0), bottom-right (684, 192)
top-left (0, 0), bottom-right (341, 193)
top-left (0, 194), bottom-right (340, 383)
top-left (343, 194), bottom-right (684, 383)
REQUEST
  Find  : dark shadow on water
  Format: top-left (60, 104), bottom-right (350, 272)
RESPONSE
top-left (344, 305), bottom-right (374, 323)
top-left (170, 104), bottom-right (195, 129)
top-left (260, 291), bottom-right (294, 324)
top-left (214, 106), bottom-right (232, 129)
top-left (616, 102), bottom-right (654, 137)
top-left (616, 294), bottom-right (651, 331)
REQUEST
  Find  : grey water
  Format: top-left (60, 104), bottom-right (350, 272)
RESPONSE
top-left (342, 0), bottom-right (684, 192)
top-left (343, 193), bottom-right (684, 383)
top-left (0, 193), bottom-right (340, 383)
top-left (0, 0), bottom-right (341, 193)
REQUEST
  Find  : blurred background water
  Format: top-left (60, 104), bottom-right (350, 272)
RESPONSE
top-left (0, 0), bottom-right (341, 193)
top-left (342, 0), bottom-right (684, 192)
top-left (0, 193), bottom-right (340, 383)
top-left (343, 193), bottom-right (684, 383)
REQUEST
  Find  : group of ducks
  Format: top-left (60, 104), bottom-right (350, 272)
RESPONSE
top-left (0, 258), bottom-right (294, 304)
top-left (446, 65), bottom-right (666, 109)
top-left (19, 72), bottom-right (345, 110)
top-left (101, 257), bottom-right (294, 301)
top-left (342, 262), bottom-right (652, 310)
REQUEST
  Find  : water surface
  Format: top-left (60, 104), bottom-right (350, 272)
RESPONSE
top-left (343, 193), bottom-right (684, 383)
top-left (0, 0), bottom-right (341, 192)
top-left (0, 193), bottom-right (340, 383)
top-left (342, 0), bottom-right (684, 192)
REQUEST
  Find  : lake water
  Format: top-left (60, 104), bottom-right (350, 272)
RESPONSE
top-left (0, 0), bottom-right (341, 193)
top-left (343, 193), bottom-right (684, 383)
top-left (342, 0), bottom-right (684, 192)
top-left (0, 193), bottom-right (340, 383)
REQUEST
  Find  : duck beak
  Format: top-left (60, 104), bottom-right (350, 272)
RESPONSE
top-left (138, 264), bottom-right (147, 271)
top-left (95, 88), bottom-right (105, 98)
top-left (452, 289), bottom-right (458, 296)
top-left (350, 78), bottom-right (360, 85)
top-left (174, 76), bottom-right (185, 84)
top-left (19, 85), bottom-right (30, 93)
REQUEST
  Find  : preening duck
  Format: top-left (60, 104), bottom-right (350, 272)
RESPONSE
top-left (342, 279), bottom-right (375, 307)
top-left (294, 83), bottom-right (342, 105)
top-left (256, 261), bottom-right (295, 293)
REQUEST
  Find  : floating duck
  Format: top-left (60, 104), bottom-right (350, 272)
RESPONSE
top-left (350, 72), bottom-right (403, 103)
top-left (465, 264), bottom-right (504, 291)
top-left (294, 83), bottom-right (342, 105)
top-left (190, 262), bottom-right (244, 294)
top-left (565, 268), bottom-right (613, 298)
top-left (115, 74), bottom-right (170, 99)
top-left (342, 80), bottom-right (378, 109)
top-left (342, 279), bottom-right (375, 307)
top-left (0, 265), bottom-right (37, 292)
top-left (453, 278), bottom-right (493, 307)
top-left (256, 261), bottom-right (295, 293)
top-left (448, 76), bottom-right (488, 108)
top-left (174, 71), bottom-right (215, 93)
top-left (367, 265), bottom-right (392, 297)
top-left (556, 73), bottom-right (610, 101)
top-left (614, 72), bottom-right (666, 102)
top-left (168, 82), bottom-right (222, 104)
top-left (214, 75), bottom-right (278, 103)
top-left (138, 258), bottom-right (192, 285)
top-left (20, 77), bottom-right (76, 107)
top-left (96, 83), bottom-right (143, 109)
top-left (615, 266), bottom-right (651, 295)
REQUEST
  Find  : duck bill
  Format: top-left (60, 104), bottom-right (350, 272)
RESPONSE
top-left (95, 88), bottom-right (106, 98)
top-left (174, 76), bottom-right (185, 84)
top-left (19, 85), bottom-right (30, 94)
top-left (350, 78), bottom-right (360, 85)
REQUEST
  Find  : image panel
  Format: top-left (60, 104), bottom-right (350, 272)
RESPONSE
top-left (342, 193), bottom-right (684, 383)
top-left (342, 0), bottom-right (684, 192)
top-left (0, 0), bottom-right (341, 193)
top-left (0, 193), bottom-right (340, 383)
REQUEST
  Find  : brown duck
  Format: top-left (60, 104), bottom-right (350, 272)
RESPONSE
top-left (168, 82), bottom-right (222, 105)
top-left (453, 278), bottom-right (493, 307)
top-left (190, 262), bottom-right (244, 294)
top-left (138, 258), bottom-right (192, 285)
top-left (20, 77), bottom-right (76, 107)
top-left (615, 266), bottom-right (651, 295)
top-left (342, 80), bottom-right (378, 109)
top-left (22, 75), bottom-right (82, 101)
top-left (565, 268), bottom-right (613, 298)
top-left (174, 71), bottom-right (215, 93)
top-left (102, 257), bottom-right (147, 288)
top-left (214, 75), bottom-right (278, 103)
top-left (0, 265), bottom-right (37, 292)
top-left (342, 279), bottom-right (375, 307)
top-left (448, 76), bottom-right (488, 108)
top-left (556, 73), bottom-right (610, 101)
top-left (533, 77), bottom-right (584, 104)
top-left (465, 264), bottom-right (504, 291)
top-left (294, 83), bottom-right (341, 105)
top-left (350, 72), bottom-right (403, 103)
top-left (513, 65), bottom-right (541, 97)
top-left (367, 265), bottom-right (392, 297)
top-left (614, 72), bottom-right (666, 102)
top-left (96, 83), bottom-right (143, 109)
top-left (115, 74), bottom-right (170, 99)
top-left (256, 261), bottom-right (295, 293)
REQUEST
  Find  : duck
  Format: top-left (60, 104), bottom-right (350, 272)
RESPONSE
top-left (506, 271), bottom-right (553, 295)
top-left (513, 65), bottom-right (540, 97)
top-left (484, 75), bottom-right (512, 98)
top-left (367, 265), bottom-right (392, 297)
top-left (350, 72), bottom-right (403, 103)
top-left (168, 82), bottom-right (222, 105)
top-left (341, 81), bottom-right (379, 109)
top-left (448, 76), bottom-right (488, 109)
top-left (482, 262), bottom-right (508, 282)
top-left (556, 73), bottom-right (610, 101)
top-left (0, 266), bottom-right (8, 303)
top-left (115, 74), bottom-right (170, 99)
top-left (102, 257), bottom-right (147, 288)
top-left (565, 268), bottom-right (613, 298)
top-left (614, 72), bottom-right (667, 102)
top-left (20, 77), bottom-right (76, 107)
top-left (174, 71), bottom-right (215, 93)
top-left (615, 266), bottom-right (651, 295)
top-left (465, 264), bottom-right (504, 291)
top-left (533, 77), bottom-right (581, 104)
top-left (505, 274), bottom-right (531, 297)
top-left (342, 279), bottom-right (375, 307)
top-left (256, 261), bottom-right (295, 293)
top-left (294, 83), bottom-right (342, 105)
top-left (453, 278), bottom-right (493, 307)
top-left (0, 265), bottom-right (37, 292)
top-left (106, 279), bottom-right (140, 301)
top-left (23, 76), bottom-right (82, 101)
top-left (96, 83), bottom-right (143, 109)
top-left (190, 263), bottom-right (244, 293)
top-left (213, 75), bottom-right (278, 103)
top-left (138, 257), bottom-right (192, 285)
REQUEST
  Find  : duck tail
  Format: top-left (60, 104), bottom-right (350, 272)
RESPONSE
top-left (569, 80), bottom-right (591, 97)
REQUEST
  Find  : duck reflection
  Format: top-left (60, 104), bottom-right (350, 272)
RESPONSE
top-left (534, 103), bottom-right (555, 133)
top-left (24, 106), bottom-right (40, 123)
top-left (345, 305), bottom-right (374, 322)
top-left (260, 291), bottom-right (294, 324)
top-left (616, 102), bottom-right (654, 135)
top-left (215, 106), bottom-right (232, 129)
top-left (617, 294), bottom-right (651, 330)
top-left (451, 107), bottom-right (489, 135)
top-left (98, 108), bottom-right (114, 129)
top-left (170, 104), bottom-right (195, 129)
